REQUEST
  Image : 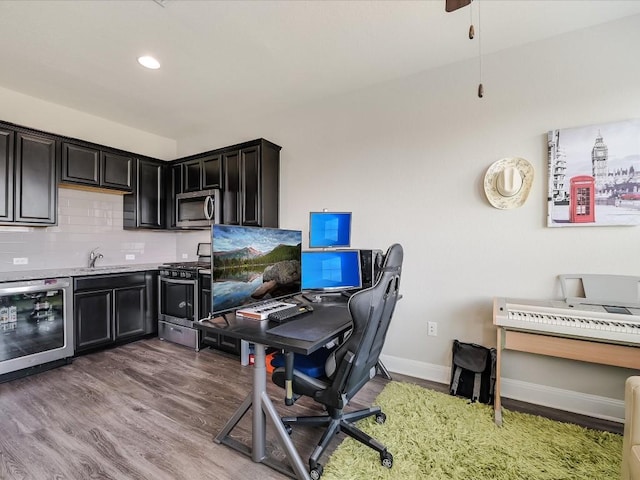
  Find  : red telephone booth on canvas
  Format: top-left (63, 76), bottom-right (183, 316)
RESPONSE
top-left (569, 175), bottom-right (595, 223)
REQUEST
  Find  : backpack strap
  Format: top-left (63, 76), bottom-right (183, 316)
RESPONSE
top-left (472, 372), bottom-right (482, 402)
top-left (450, 365), bottom-right (462, 395)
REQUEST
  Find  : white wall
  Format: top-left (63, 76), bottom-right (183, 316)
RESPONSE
top-left (179, 15), bottom-right (640, 419)
top-left (0, 85), bottom-right (177, 160)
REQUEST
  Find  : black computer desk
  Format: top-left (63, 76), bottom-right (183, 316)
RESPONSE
top-left (195, 300), bottom-right (353, 480)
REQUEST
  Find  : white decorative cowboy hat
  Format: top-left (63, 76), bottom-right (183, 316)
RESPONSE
top-left (483, 157), bottom-right (534, 209)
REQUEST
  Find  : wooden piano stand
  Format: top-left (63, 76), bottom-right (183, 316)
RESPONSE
top-left (494, 327), bottom-right (640, 426)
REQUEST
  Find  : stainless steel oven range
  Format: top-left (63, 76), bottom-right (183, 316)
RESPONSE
top-left (158, 243), bottom-right (210, 350)
top-left (0, 277), bottom-right (74, 382)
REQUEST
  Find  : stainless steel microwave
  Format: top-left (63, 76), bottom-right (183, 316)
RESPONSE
top-left (175, 189), bottom-right (221, 228)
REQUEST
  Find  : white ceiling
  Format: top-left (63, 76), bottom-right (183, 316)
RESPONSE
top-left (1, 0), bottom-right (640, 140)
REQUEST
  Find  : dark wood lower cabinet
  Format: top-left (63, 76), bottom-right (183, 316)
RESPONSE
top-left (74, 272), bottom-right (155, 354)
top-left (114, 285), bottom-right (146, 339)
top-left (199, 273), bottom-right (241, 355)
top-left (75, 289), bottom-right (112, 351)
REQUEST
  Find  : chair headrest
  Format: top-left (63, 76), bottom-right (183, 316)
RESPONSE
top-left (380, 243), bottom-right (403, 274)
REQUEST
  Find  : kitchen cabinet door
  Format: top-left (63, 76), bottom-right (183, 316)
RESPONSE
top-left (75, 289), bottom-right (113, 351)
top-left (14, 132), bottom-right (57, 225)
top-left (202, 154), bottom-right (222, 189)
top-left (114, 285), bottom-right (146, 340)
top-left (137, 160), bottom-right (164, 228)
top-left (165, 163), bottom-right (182, 229)
top-left (124, 159), bottom-right (165, 229)
top-left (183, 159), bottom-right (202, 193)
top-left (222, 150), bottom-right (241, 225)
top-left (61, 143), bottom-right (100, 186)
top-left (0, 129), bottom-right (14, 222)
top-left (240, 145), bottom-right (260, 226)
top-left (101, 152), bottom-right (133, 191)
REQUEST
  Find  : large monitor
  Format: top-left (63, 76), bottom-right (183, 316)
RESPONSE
top-left (211, 225), bottom-right (302, 315)
top-left (301, 250), bottom-right (362, 292)
top-left (309, 212), bottom-right (352, 248)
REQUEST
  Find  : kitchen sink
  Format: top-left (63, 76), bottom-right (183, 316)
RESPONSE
top-left (72, 266), bottom-right (132, 273)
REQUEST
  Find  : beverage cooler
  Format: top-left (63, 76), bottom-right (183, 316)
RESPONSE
top-left (0, 277), bottom-right (74, 380)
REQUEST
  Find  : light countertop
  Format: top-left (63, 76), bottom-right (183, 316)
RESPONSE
top-left (0, 263), bottom-right (162, 283)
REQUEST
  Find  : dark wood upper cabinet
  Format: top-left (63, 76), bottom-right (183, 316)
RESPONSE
top-left (166, 163), bottom-right (182, 228)
top-left (0, 129), bottom-right (15, 222)
top-left (124, 158), bottom-right (165, 230)
top-left (183, 153), bottom-right (222, 192)
top-left (221, 140), bottom-right (279, 227)
top-left (202, 154), bottom-right (222, 189)
top-left (222, 150), bottom-right (241, 225)
top-left (61, 142), bottom-right (132, 192)
top-left (101, 152), bottom-right (132, 191)
top-left (14, 132), bottom-right (57, 225)
top-left (61, 143), bottom-right (99, 185)
top-left (183, 159), bottom-right (202, 192)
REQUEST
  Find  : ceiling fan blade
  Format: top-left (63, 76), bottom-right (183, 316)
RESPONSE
top-left (445, 0), bottom-right (472, 12)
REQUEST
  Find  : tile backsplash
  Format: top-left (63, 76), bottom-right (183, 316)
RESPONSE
top-left (0, 188), bottom-right (209, 271)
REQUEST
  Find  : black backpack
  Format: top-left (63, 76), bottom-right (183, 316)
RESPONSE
top-left (449, 340), bottom-right (497, 404)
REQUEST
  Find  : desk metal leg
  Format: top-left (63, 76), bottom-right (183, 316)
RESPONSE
top-left (376, 360), bottom-right (392, 380)
top-left (214, 342), bottom-right (312, 480)
top-left (494, 328), bottom-right (503, 426)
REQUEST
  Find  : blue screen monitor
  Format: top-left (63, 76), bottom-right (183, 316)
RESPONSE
top-left (309, 212), bottom-right (352, 248)
top-left (211, 224), bottom-right (302, 315)
top-left (301, 250), bottom-right (362, 291)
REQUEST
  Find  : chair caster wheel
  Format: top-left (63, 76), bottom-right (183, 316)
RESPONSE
top-left (375, 412), bottom-right (387, 424)
top-left (309, 464), bottom-right (323, 479)
top-left (283, 423), bottom-right (292, 435)
top-left (381, 451), bottom-right (393, 468)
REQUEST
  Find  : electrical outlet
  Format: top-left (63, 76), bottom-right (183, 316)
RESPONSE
top-left (181, 253), bottom-right (188, 259)
top-left (125, 254), bottom-right (135, 261)
top-left (427, 321), bottom-right (438, 337)
top-left (13, 257), bottom-right (28, 265)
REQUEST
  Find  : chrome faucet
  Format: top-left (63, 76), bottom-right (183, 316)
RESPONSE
top-left (88, 248), bottom-right (104, 268)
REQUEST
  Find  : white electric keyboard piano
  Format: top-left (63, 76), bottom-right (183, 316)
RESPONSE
top-left (494, 298), bottom-right (640, 345)
top-left (492, 274), bottom-right (640, 425)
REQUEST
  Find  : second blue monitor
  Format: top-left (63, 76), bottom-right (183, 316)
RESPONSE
top-left (301, 250), bottom-right (362, 291)
top-left (309, 212), bottom-right (352, 248)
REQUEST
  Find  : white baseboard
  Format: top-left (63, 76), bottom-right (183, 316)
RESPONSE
top-left (379, 354), bottom-right (624, 423)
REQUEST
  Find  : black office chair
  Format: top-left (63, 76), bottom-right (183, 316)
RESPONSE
top-left (272, 243), bottom-right (403, 479)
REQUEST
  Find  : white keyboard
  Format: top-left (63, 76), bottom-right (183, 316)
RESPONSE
top-left (494, 297), bottom-right (640, 345)
top-left (236, 301), bottom-right (297, 320)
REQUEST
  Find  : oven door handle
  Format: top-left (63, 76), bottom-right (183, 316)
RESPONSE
top-left (160, 277), bottom-right (196, 285)
top-left (0, 281), bottom-right (70, 295)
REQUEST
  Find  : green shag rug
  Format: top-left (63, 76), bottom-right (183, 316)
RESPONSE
top-left (321, 382), bottom-right (622, 480)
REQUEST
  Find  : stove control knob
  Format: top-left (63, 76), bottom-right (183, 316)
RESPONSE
top-left (171, 271), bottom-right (178, 277)
top-left (180, 271), bottom-right (186, 278)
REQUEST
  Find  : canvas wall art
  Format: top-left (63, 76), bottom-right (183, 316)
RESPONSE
top-left (547, 119), bottom-right (640, 227)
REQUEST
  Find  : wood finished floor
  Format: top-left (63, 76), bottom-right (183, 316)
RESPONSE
top-left (0, 339), bottom-right (623, 480)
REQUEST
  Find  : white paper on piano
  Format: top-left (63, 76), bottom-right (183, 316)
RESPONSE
top-left (559, 274), bottom-right (640, 309)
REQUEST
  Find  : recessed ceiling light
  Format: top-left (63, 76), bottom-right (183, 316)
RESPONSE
top-left (137, 56), bottom-right (160, 70)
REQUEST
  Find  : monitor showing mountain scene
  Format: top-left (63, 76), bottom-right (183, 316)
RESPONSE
top-left (211, 224), bottom-right (302, 315)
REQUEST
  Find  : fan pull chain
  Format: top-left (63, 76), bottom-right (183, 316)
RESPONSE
top-left (477, 0), bottom-right (484, 98)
